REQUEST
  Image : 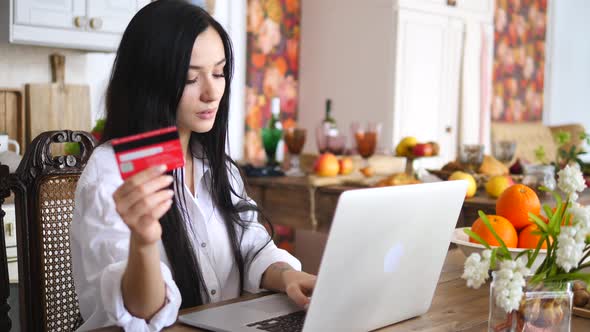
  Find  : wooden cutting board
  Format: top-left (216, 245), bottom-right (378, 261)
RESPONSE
top-left (25, 53), bottom-right (91, 144)
top-left (0, 88), bottom-right (25, 152)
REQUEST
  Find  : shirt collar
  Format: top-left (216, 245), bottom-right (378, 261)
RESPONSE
top-left (190, 137), bottom-right (210, 176)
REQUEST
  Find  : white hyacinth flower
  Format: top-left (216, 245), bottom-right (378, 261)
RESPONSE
top-left (569, 203), bottom-right (590, 231)
top-left (557, 164), bottom-right (587, 201)
top-left (556, 225), bottom-right (586, 272)
top-left (493, 258), bottom-right (530, 313)
top-left (462, 250), bottom-right (491, 289)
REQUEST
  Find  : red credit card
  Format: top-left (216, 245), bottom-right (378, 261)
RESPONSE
top-left (111, 126), bottom-right (184, 180)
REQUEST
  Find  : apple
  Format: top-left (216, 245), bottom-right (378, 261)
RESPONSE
top-left (314, 153), bottom-right (340, 177)
top-left (412, 143), bottom-right (433, 157)
top-left (338, 157), bottom-right (354, 175)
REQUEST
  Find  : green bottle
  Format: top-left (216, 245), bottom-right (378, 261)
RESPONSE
top-left (322, 99), bottom-right (338, 136)
top-left (261, 97), bottom-right (283, 166)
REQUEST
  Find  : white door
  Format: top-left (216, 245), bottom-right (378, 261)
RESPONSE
top-left (14, 0), bottom-right (86, 29)
top-left (86, 0), bottom-right (148, 34)
top-left (393, 9), bottom-right (464, 164)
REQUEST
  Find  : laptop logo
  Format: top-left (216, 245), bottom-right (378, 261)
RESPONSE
top-left (384, 243), bottom-right (404, 273)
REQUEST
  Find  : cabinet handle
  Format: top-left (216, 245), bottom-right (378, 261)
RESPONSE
top-left (74, 16), bottom-right (88, 28)
top-left (90, 17), bottom-right (103, 30)
top-left (445, 126), bottom-right (453, 133)
top-left (5, 223), bottom-right (13, 237)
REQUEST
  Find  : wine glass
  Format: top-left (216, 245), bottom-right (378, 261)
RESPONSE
top-left (351, 122), bottom-right (381, 168)
top-left (459, 144), bottom-right (485, 173)
top-left (261, 127), bottom-right (283, 167)
top-left (316, 123), bottom-right (346, 155)
top-left (284, 128), bottom-right (307, 176)
top-left (492, 140), bottom-right (517, 167)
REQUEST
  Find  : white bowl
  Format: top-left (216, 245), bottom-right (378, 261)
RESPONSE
top-left (451, 227), bottom-right (547, 272)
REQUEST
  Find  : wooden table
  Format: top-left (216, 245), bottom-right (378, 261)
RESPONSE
top-left (244, 176), bottom-right (590, 231)
top-left (94, 249), bottom-right (589, 331)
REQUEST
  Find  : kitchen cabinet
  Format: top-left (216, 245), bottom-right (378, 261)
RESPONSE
top-left (299, 0), bottom-right (494, 165)
top-left (1, 0), bottom-right (150, 51)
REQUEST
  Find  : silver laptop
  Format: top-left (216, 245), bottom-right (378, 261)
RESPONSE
top-left (179, 180), bottom-right (468, 332)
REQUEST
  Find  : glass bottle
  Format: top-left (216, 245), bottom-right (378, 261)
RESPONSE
top-left (261, 97), bottom-right (283, 166)
top-left (322, 99), bottom-right (338, 136)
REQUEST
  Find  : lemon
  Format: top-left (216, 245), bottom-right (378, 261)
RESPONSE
top-left (449, 171), bottom-right (477, 198)
top-left (485, 175), bottom-right (513, 198)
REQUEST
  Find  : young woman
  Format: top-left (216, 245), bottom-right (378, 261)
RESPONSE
top-left (69, 1), bottom-right (315, 330)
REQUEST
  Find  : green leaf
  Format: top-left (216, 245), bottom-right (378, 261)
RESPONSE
top-left (530, 213), bottom-right (548, 232)
top-left (549, 190), bottom-right (563, 211)
top-left (543, 205), bottom-right (553, 221)
top-left (515, 250), bottom-right (529, 260)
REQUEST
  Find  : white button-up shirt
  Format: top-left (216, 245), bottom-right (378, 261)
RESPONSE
top-left (70, 144), bottom-right (301, 331)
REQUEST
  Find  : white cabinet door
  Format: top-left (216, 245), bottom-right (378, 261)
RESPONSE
top-left (393, 9), bottom-right (464, 163)
top-left (86, 0), bottom-right (146, 34)
top-left (14, 0), bottom-right (85, 29)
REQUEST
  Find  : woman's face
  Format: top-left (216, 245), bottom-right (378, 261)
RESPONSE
top-left (177, 26), bottom-right (226, 134)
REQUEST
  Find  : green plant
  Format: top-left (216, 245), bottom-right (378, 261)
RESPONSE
top-left (536, 131), bottom-right (589, 169)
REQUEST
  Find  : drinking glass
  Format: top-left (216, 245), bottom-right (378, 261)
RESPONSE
top-left (459, 144), bottom-right (485, 173)
top-left (316, 124), bottom-right (346, 155)
top-left (261, 127), bottom-right (283, 166)
top-left (492, 140), bottom-right (517, 167)
top-left (284, 128), bottom-right (307, 176)
top-left (351, 122), bottom-right (381, 168)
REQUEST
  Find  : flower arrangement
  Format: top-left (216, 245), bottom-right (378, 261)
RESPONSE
top-left (461, 164), bottom-right (589, 318)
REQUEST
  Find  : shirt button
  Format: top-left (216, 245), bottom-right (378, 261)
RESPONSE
top-left (201, 243), bottom-right (207, 248)
top-left (210, 289), bottom-right (216, 295)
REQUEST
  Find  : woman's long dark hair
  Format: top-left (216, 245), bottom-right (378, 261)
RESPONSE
top-left (101, 0), bottom-right (272, 308)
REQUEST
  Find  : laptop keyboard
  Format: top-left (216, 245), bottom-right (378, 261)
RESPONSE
top-left (246, 310), bottom-right (306, 332)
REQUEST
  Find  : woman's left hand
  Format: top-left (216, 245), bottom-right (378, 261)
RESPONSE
top-left (282, 270), bottom-right (316, 309)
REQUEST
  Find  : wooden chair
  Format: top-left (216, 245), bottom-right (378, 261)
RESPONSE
top-left (0, 130), bottom-right (96, 331)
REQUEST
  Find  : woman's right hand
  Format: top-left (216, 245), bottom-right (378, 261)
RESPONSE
top-left (113, 165), bottom-right (175, 246)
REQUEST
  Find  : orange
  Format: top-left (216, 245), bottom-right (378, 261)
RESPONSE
top-left (469, 215), bottom-right (518, 248)
top-left (518, 223), bottom-right (551, 249)
top-left (496, 184), bottom-right (541, 230)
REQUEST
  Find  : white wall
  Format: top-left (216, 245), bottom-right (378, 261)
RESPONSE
top-left (544, 0), bottom-right (590, 131)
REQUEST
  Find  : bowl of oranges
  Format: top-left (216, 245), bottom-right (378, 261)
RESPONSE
top-left (451, 184), bottom-right (552, 271)
top-left (451, 227), bottom-right (547, 271)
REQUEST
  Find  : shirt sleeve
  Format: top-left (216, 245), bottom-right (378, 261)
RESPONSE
top-left (229, 165), bottom-right (302, 293)
top-left (70, 177), bottom-right (181, 331)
